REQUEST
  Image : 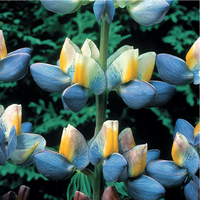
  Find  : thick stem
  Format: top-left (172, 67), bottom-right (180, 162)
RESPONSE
top-left (93, 18), bottom-right (110, 200)
top-left (95, 18), bottom-right (110, 135)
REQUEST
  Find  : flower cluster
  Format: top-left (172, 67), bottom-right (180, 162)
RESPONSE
top-left (31, 38), bottom-right (177, 112)
top-left (34, 120), bottom-right (166, 200)
top-left (33, 118), bottom-right (200, 199)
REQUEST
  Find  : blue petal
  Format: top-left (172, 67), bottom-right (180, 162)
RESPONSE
top-left (21, 122), bottom-right (33, 133)
top-left (119, 80), bottom-right (156, 109)
top-left (15, 133), bottom-right (46, 167)
top-left (103, 153), bottom-right (128, 183)
top-left (62, 84), bottom-right (90, 113)
top-left (184, 180), bottom-right (199, 200)
top-left (146, 160), bottom-right (188, 188)
top-left (125, 175), bottom-right (165, 200)
top-left (0, 53), bottom-right (30, 82)
top-left (173, 119), bottom-right (195, 145)
top-left (105, 0), bottom-right (115, 23)
top-left (146, 149), bottom-right (160, 165)
top-left (0, 128), bottom-right (6, 165)
top-left (127, 0), bottom-right (171, 26)
top-left (193, 67), bottom-right (200, 85)
top-left (7, 126), bottom-right (17, 159)
top-left (30, 63), bottom-right (71, 93)
top-left (93, 0), bottom-right (105, 22)
top-left (34, 150), bottom-right (75, 181)
top-left (192, 174), bottom-right (200, 187)
top-left (40, 0), bottom-right (81, 14)
top-left (7, 48), bottom-right (32, 56)
top-left (147, 81), bottom-right (177, 107)
top-left (156, 54), bottom-right (194, 85)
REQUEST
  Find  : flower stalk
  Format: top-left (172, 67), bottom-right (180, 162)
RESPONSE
top-left (93, 14), bottom-right (110, 200)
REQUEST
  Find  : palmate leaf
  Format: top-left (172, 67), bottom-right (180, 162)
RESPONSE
top-left (106, 182), bottom-right (130, 199)
top-left (67, 171), bottom-right (92, 200)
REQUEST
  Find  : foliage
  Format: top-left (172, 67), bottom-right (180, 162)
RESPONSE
top-left (162, 1), bottom-right (199, 53)
top-left (67, 171), bottom-right (93, 200)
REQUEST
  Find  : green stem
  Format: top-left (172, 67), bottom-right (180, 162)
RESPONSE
top-left (93, 17), bottom-right (110, 200)
top-left (95, 18), bottom-right (110, 135)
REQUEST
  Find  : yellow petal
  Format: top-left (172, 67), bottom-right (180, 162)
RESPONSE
top-left (172, 132), bottom-right (189, 167)
top-left (186, 37), bottom-right (200, 71)
top-left (0, 30), bottom-right (7, 60)
top-left (1, 104), bottom-right (21, 141)
top-left (123, 144), bottom-right (147, 177)
top-left (59, 125), bottom-right (75, 161)
top-left (103, 120), bottom-right (119, 158)
top-left (59, 37), bottom-right (81, 73)
top-left (194, 121), bottom-right (200, 137)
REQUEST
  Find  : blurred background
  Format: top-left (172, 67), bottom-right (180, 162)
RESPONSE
top-left (0, 1), bottom-right (199, 199)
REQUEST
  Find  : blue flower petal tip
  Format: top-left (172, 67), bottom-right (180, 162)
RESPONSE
top-left (119, 80), bottom-right (156, 109)
top-left (156, 54), bottom-right (193, 85)
top-left (146, 160), bottom-right (187, 188)
top-left (125, 175), bottom-right (165, 200)
top-left (148, 81), bottom-right (177, 107)
top-left (40, 0), bottom-right (81, 14)
top-left (93, 0), bottom-right (115, 23)
top-left (0, 53), bottom-right (30, 82)
top-left (34, 150), bottom-right (75, 181)
top-left (30, 63), bottom-right (71, 93)
top-left (103, 153), bottom-right (127, 183)
top-left (62, 84), bottom-right (90, 112)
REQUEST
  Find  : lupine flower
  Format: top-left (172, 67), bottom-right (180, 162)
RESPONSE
top-left (30, 38), bottom-right (106, 113)
top-left (40, 0), bottom-right (172, 24)
top-left (106, 46), bottom-right (176, 109)
top-left (156, 37), bottom-right (200, 85)
top-left (33, 124), bottom-right (89, 181)
top-left (0, 30), bottom-right (31, 82)
top-left (146, 119), bottom-right (199, 200)
top-left (0, 104), bottom-right (46, 167)
top-left (89, 121), bottom-right (165, 199)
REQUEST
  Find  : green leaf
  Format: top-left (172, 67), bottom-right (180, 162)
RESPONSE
top-left (67, 171), bottom-right (92, 200)
top-left (106, 182), bottom-right (130, 199)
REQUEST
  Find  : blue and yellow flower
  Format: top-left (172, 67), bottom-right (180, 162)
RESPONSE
top-left (146, 119), bottom-right (199, 200)
top-left (156, 37), bottom-right (200, 85)
top-left (0, 30), bottom-right (31, 82)
top-left (30, 38), bottom-right (106, 113)
top-left (40, 0), bottom-right (172, 25)
top-left (89, 120), bottom-right (166, 199)
top-left (33, 124), bottom-right (89, 181)
top-left (106, 46), bottom-right (177, 109)
top-left (0, 104), bottom-right (46, 167)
